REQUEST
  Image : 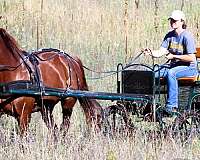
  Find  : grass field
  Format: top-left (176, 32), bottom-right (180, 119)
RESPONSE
top-left (1, 0), bottom-right (200, 159)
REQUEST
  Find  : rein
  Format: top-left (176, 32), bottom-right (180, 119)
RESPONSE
top-left (33, 48), bottom-right (118, 79)
top-left (33, 49), bottom-right (151, 80)
top-left (0, 63), bottom-right (24, 71)
top-left (84, 52), bottom-right (145, 80)
top-left (0, 47), bottom-right (146, 80)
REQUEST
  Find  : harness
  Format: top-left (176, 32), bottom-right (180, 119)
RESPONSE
top-left (0, 47), bottom-right (86, 110)
top-left (0, 48), bottom-right (62, 110)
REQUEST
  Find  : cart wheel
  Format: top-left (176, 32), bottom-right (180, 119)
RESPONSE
top-left (102, 102), bottom-right (135, 137)
top-left (162, 110), bottom-right (200, 140)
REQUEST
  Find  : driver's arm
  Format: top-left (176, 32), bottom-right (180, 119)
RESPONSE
top-left (168, 53), bottom-right (196, 62)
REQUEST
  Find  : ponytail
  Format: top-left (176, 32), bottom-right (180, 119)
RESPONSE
top-left (182, 20), bottom-right (187, 29)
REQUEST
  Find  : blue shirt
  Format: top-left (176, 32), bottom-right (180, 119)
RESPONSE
top-left (161, 30), bottom-right (196, 67)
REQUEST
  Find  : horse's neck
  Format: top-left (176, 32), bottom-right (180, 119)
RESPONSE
top-left (0, 51), bottom-right (20, 66)
top-left (0, 50), bottom-right (29, 82)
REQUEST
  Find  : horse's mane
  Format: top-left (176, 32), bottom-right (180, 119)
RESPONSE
top-left (0, 28), bottom-right (23, 59)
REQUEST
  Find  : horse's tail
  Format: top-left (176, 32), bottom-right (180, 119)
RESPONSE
top-left (73, 56), bottom-right (103, 131)
top-left (73, 56), bottom-right (89, 90)
top-left (78, 98), bottom-right (103, 131)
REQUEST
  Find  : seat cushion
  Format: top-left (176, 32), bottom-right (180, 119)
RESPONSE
top-left (159, 76), bottom-right (198, 86)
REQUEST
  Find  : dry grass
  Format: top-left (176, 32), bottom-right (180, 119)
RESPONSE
top-left (1, 0), bottom-right (200, 159)
top-left (1, 126), bottom-right (200, 160)
top-left (1, 0), bottom-right (200, 92)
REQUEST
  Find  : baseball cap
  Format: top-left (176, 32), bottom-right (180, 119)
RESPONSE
top-left (168, 10), bottom-right (186, 21)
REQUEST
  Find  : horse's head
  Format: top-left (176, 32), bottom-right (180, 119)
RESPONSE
top-left (0, 28), bottom-right (23, 64)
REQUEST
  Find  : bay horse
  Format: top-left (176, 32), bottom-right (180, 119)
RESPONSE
top-left (0, 28), bottom-right (102, 136)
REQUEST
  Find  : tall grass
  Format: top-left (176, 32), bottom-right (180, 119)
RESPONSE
top-left (1, 0), bottom-right (200, 92)
top-left (1, 127), bottom-right (200, 160)
top-left (1, 0), bottom-right (200, 159)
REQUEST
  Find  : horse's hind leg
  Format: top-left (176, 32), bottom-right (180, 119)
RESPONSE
top-left (60, 98), bottom-right (76, 135)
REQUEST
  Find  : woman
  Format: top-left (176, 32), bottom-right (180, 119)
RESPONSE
top-left (144, 10), bottom-right (198, 113)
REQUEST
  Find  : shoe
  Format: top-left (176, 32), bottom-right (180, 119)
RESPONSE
top-left (161, 107), bottom-right (179, 125)
top-left (172, 107), bottom-right (177, 112)
top-left (162, 107), bottom-right (178, 117)
top-left (171, 107), bottom-right (180, 116)
top-left (162, 108), bottom-right (173, 117)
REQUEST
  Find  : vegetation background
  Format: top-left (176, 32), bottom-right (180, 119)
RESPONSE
top-left (0, 0), bottom-right (200, 159)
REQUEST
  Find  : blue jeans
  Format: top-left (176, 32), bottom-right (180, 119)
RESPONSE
top-left (155, 65), bottom-right (198, 112)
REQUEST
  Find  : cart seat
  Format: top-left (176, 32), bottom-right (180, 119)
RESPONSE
top-left (178, 76), bottom-right (198, 84)
top-left (160, 76), bottom-right (198, 86)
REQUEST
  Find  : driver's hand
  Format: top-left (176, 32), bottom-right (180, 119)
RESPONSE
top-left (142, 48), bottom-right (151, 56)
top-left (165, 53), bottom-right (174, 60)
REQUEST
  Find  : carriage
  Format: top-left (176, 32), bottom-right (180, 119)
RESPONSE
top-left (0, 28), bottom-right (200, 138)
top-left (103, 47), bottom-right (200, 136)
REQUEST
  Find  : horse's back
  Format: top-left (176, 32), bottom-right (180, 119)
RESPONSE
top-left (35, 51), bottom-right (88, 91)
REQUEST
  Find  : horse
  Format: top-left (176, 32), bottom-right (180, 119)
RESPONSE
top-left (0, 28), bottom-right (102, 136)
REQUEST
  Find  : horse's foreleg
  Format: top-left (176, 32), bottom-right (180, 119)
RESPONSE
top-left (40, 103), bottom-right (57, 131)
top-left (14, 99), bottom-right (33, 137)
top-left (39, 100), bottom-right (59, 143)
top-left (60, 108), bottom-right (73, 134)
top-left (17, 112), bottom-right (31, 136)
top-left (60, 98), bottom-right (76, 135)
